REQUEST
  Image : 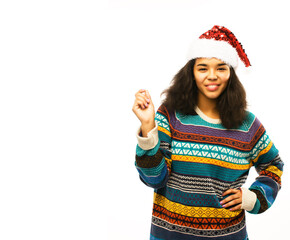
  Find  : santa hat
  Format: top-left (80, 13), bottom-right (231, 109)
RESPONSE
top-left (186, 25), bottom-right (250, 69)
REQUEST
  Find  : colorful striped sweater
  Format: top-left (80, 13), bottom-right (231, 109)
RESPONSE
top-left (135, 105), bottom-right (283, 240)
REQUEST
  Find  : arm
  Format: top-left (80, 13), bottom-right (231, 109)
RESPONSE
top-left (248, 147), bottom-right (283, 213)
top-left (247, 120), bottom-right (283, 214)
top-left (220, 118), bottom-right (283, 213)
top-left (135, 105), bottom-right (172, 189)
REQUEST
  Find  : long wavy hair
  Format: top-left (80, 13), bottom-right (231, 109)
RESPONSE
top-left (161, 59), bottom-right (247, 129)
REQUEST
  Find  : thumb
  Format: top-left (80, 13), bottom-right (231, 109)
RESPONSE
top-left (145, 90), bottom-right (152, 102)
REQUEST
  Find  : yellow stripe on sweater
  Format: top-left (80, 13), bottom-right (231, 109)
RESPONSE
top-left (266, 165), bottom-right (283, 178)
top-left (171, 155), bottom-right (252, 170)
top-left (158, 126), bottom-right (171, 137)
top-left (154, 193), bottom-right (242, 218)
top-left (253, 141), bottom-right (273, 163)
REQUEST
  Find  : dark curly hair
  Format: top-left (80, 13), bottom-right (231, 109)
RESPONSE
top-left (161, 59), bottom-right (247, 129)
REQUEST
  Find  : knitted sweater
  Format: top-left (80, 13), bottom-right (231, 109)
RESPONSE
top-left (135, 105), bottom-right (283, 240)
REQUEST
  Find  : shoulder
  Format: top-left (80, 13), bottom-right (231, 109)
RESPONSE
top-left (157, 104), bottom-right (168, 114)
top-left (156, 104), bottom-right (172, 125)
top-left (156, 104), bottom-right (177, 120)
top-left (156, 104), bottom-right (181, 128)
top-left (156, 104), bottom-right (169, 120)
top-left (245, 111), bottom-right (257, 123)
top-left (245, 111), bottom-right (262, 124)
top-left (240, 110), bottom-right (263, 131)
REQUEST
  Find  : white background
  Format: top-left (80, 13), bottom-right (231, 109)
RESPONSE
top-left (0, 0), bottom-right (289, 240)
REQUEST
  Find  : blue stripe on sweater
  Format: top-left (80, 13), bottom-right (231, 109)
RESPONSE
top-left (248, 198), bottom-right (261, 214)
top-left (137, 161), bottom-right (168, 186)
top-left (157, 186), bottom-right (221, 207)
top-left (255, 144), bottom-right (278, 165)
top-left (158, 131), bottom-right (171, 144)
top-left (150, 234), bottom-right (164, 240)
top-left (250, 177), bottom-right (278, 206)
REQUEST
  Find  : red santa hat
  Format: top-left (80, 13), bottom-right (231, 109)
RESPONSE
top-left (186, 25), bottom-right (250, 69)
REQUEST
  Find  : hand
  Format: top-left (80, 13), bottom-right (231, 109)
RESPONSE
top-left (220, 188), bottom-right (242, 211)
top-left (132, 89), bottom-right (155, 125)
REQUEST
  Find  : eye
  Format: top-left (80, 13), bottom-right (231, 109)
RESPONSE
top-left (217, 67), bottom-right (227, 71)
top-left (198, 68), bottom-right (207, 71)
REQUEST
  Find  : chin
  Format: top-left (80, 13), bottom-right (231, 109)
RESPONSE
top-left (205, 93), bottom-right (222, 99)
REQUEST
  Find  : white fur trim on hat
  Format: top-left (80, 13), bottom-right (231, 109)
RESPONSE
top-left (186, 39), bottom-right (239, 68)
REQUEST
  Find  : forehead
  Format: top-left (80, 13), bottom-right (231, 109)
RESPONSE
top-left (195, 57), bottom-right (227, 66)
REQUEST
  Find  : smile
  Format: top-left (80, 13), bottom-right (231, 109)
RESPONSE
top-left (205, 84), bottom-right (220, 91)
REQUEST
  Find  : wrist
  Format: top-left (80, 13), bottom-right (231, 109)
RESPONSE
top-left (136, 121), bottom-right (159, 150)
top-left (241, 188), bottom-right (257, 211)
top-left (141, 121), bottom-right (156, 137)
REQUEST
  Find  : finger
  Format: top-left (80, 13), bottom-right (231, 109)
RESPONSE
top-left (222, 197), bottom-right (242, 208)
top-left (138, 89), bottom-right (146, 94)
top-left (229, 203), bottom-right (242, 211)
top-left (222, 188), bottom-right (239, 197)
top-left (135, 96), bottom-right (149, 108)
top-left (145, 90), bottom-right (151, 103)
top-left (221, 193), bottom-right (242, 209)
top-left (220, 192), bottom-right (241, 205)
top-left (135, 94), bottom-right (147, 102)
top-left (134, 100), bottom-right (147, 109)
top-left (135, 89), bottom-right (146, 97)
top-left (224, 192), bottom-right (241, 202)
top-left (136, 92), bottom-right (150, 104)
top-left (140, 90), bottom-right (150, 104)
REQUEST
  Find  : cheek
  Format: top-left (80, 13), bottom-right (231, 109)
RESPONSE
top-left (220, 73), bottom-right (230, 84)
top-left (194, 77), bottom-right (204, 89)
top-left (194, 72), bottom-right (206, 84)
top-left (193, 72), bottom-right (200, 84)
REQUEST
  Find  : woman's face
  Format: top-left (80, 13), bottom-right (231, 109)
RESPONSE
top-left (193, 58), bottom-right (231, 101)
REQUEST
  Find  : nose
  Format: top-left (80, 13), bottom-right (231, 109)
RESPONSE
top-left (207, 69), bottom-right (217, 81)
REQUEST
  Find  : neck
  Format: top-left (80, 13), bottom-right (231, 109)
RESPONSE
top-left (197, 94), bottom-right (220, 119)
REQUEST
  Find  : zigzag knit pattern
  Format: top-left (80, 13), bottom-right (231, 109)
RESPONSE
top-left (135, 105), bottom-right (283, 240)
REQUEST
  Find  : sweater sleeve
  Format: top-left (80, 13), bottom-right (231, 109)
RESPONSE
top-left (247, 118), bottom-right (284, 214)
top-left (135, 105), bottom-right (172, 189)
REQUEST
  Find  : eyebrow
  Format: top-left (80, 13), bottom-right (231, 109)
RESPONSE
top-left (196, 63), bottom-right (228, 67)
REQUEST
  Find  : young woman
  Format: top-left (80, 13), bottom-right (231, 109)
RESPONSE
top-left (132, 26), bottom-right (283, 240)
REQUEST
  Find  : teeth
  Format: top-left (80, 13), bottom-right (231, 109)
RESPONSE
top-left (207, 85), bottom-right (218, 90)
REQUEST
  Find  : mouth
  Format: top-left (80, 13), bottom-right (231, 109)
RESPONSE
top-left (205, 84), bottom-right (220, 91)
